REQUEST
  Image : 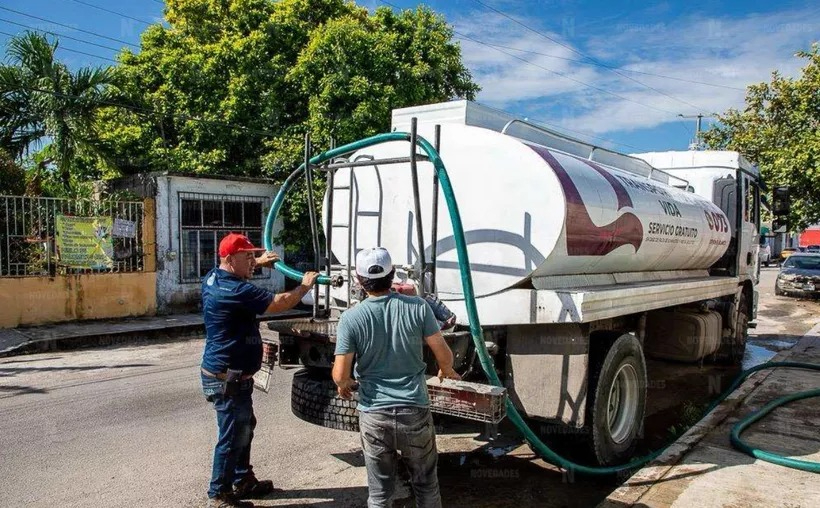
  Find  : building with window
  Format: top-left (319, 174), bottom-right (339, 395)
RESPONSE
top-left (102, 173), bottom-right (285, 313)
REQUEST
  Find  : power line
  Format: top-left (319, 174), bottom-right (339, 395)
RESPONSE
top-left (378, 1), bottom-right (682, 118)
top-left (0, 17), bottom-right (123, 53)
top-left (467, 0), bottom-right (712, 114)
top-left (1, 1), bottom-right (644, 152)
top-left (0, 6), bottom-right (139, 49)
top-left (55, 45), bottom-right (117, 63)
top-left (13, 85), bottom-right (284, 139)
top-left (452, 36), bottom-right (746, 92)
top-left (0, 29), bottom-right (117, 63)
top-left (377, 1), bottom-right (647, 151)
top-left (454, 31), bottom-right (693, 138)
top-left (62, 0), bottom-right (154, 26)
top-left (525, 117), bottom-right (644, 151)
top-left (9, 82), bottom-right (645, 154)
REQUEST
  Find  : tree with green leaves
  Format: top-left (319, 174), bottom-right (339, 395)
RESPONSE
top-left (0, 149), bottom-right (25, 195)
top-left (0, 32), bottom-right (116, 193)
top-left (703, 45), bottom-right (820, 230)
top-left (290, 5), bottom-right (479, 147)
top-left (102, 0), bottom-right (478, 251)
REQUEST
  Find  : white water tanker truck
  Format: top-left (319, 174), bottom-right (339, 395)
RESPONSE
top-left (262, 100), bottom-right (776, 466)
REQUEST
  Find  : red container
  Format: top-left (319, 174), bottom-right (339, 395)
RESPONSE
top-left (391, 283), bottom-right (417, 296)
top-left (261, 342), bottom-right (277, 367)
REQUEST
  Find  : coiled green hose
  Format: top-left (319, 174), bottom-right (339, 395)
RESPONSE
top-left (263, 131), bottom-right (819, 476)
top-left (727, 364), bottom-right (820, 474)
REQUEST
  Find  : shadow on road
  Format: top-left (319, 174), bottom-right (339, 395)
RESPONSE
top-left (0, 363), bottom-right (154, 377)
top-left (251, 486), bottom-right (369, 507)
top-left (0, 356), bottom-right (64, 364)
top-left (0, 363), bottom-right (156, 397)
top-left (0, 384), bottom-right (48, 395)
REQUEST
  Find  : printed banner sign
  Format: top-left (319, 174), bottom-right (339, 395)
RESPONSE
top-left (55, 215), bottom-right (114, 269)
top-left (113, 218), bottom-right (137, 238)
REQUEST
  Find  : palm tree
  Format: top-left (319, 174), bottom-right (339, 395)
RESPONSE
top-left (0, 32), bottom-right (116, 192)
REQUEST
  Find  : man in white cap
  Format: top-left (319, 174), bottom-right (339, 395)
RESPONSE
top-left (332, 247), bottom-right (460, 508)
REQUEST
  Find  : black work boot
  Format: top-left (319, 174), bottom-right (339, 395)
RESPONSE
top-left (233, 474), bottom-right (278, 499)
top-left (207, 491), bottom-right (254, 508)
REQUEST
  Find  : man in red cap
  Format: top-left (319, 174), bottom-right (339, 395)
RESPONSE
top-left (200, 233), bottom-right (319, 508)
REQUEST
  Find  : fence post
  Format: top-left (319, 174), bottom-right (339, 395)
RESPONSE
top-left (143, 198), bottom-right (156, 272)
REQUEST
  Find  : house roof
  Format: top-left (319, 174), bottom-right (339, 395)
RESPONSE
top-left (141, 171), bottom-right (277, 185)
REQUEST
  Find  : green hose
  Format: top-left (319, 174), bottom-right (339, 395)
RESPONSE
top-left (729, 383), bottom-right (820, 473)
top-left (263, 131), bottom-right (819, 476)
top-left (263, 133), bottom-right (412, 285)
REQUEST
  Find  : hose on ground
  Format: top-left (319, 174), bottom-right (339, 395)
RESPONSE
top-left (263, 131), bottom-right (820, 476)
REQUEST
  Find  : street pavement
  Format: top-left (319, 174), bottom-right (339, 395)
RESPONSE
top-left (0, 267), bottom-right (818, 507)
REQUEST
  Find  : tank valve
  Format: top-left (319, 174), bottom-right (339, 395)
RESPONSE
top-left (329, 275), bottom-right (344, 288)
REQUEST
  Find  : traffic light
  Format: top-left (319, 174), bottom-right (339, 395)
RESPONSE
top-left (772, 186), bottom-right (790, 216)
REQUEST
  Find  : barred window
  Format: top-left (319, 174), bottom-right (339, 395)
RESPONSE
top-left (178, 192), bottom-right (269, 283)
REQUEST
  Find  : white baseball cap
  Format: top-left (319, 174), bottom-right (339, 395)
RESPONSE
top-left (355, 247), bottom-right (393, 279)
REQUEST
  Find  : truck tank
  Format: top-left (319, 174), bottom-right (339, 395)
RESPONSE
top-left (323, 124), bottom-right (731, 299)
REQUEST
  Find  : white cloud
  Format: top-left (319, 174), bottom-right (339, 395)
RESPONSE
top-left (453, 5), bottom-right (819, 136)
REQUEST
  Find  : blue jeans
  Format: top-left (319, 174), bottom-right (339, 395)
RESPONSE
top-left (358, 406), bottom-right (441, 508)
top-left (201, 373), bottom-right (256, 499)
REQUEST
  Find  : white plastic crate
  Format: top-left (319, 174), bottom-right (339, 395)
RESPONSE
top-left (426, 377), bottom-right (507, 424)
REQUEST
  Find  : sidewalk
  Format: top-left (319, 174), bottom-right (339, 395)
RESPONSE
top-left (601, 323), bottom-right (820, 508)
top-left (0, 309), bottom-right (310, 356)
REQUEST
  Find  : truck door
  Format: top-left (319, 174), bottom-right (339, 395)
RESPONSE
top-left (711, 173), bottom-right (760, 278)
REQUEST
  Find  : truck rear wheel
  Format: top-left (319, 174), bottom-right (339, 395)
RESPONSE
top-left (588, 334), bottom-right (647, 466)
top-left (291, 368), bottom-right (359, 432)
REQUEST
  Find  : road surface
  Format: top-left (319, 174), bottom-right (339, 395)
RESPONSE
top-left (1, 267), bottom-right (817, 507)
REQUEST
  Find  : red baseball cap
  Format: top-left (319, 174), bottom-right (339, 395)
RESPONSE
top-left (218, 233), bottom-right (265, 257)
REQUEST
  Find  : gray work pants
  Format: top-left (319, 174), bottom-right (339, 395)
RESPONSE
top-left (358, 406), bottom-right (442, 508)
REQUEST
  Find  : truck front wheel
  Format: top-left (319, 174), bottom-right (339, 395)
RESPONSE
top-left (588, 334), bottom-right (647, 466)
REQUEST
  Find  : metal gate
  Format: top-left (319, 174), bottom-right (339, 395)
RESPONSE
top-left (0, 195), bottom-right (144, 277)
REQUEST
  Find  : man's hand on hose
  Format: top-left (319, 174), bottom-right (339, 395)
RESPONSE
top-left (255, 251), bottom-right (280, 268)
top-left (336, 377), bottom-right (357, 399)
top-left (300, 271), bottom-right (320, 288)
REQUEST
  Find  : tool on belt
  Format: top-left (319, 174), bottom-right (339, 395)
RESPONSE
top-left (201, 368), bottom-right (253, 396)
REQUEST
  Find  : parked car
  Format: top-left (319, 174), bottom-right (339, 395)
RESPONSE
top-left (775, 253), bottom-right (820, 297)
top-left (759, 243), bottom-right (772, 266)
top-left (780, 247), bottom-right (797, 264)
top-left (806, 244), bottom-right (820, 253)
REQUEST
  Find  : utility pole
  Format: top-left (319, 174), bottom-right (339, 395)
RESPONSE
top-left (678, 113), bottom-right (715, 150)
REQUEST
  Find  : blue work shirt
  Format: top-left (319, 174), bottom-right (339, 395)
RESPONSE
top-left (335, 293), bottom-right (439, 411)
top-left (201, 268), bottom-right (274, 375)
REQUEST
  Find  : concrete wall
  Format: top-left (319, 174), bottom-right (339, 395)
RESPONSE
top-left (0, 198), bottom-right (158, 328)
top-left (0, 272), bottom-right (157, 328)
top-left (154, 176), bottom-right (284, 313)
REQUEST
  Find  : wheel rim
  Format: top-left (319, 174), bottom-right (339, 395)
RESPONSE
top-left (606, 362), bottom-right (639, 444)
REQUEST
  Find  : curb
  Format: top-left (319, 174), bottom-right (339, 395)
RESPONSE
top-left (599, 322), bottom-right (820, 507)
top-left (0, 309), bottom-right (312, 358)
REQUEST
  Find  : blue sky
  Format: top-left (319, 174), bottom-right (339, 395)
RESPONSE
top-left (1, 0), bottom-right (818, 154)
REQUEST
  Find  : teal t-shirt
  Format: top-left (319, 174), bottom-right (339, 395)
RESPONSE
top-left (335, 293), bottom-right (440, 411)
